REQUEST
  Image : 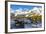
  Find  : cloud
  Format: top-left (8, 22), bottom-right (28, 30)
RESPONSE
top-left (15, 8), bottom-right (23, 12)
top-left (10, 8), bottom-right (23, 13)
top-left (24, 8), bottom-right (29, 12)
top-left (10, 8), bottom-right (15, 13)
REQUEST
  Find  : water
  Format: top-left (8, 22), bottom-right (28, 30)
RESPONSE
top-left (11, 19), bottom-right (42, 29)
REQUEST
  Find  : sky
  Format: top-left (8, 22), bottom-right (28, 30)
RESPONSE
top-left (10, 4), bottom-right (42, 13)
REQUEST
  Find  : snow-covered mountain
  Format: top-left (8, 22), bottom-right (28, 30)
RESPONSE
top-left (15, 8), bottom-right (30, 16)
top-left (31, 7), bottom-right (42, 15)
top-left (12, 7), bottom-right (42, 16)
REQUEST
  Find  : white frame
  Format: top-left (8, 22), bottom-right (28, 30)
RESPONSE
top-left (7, 1), bottom-right (45, 32)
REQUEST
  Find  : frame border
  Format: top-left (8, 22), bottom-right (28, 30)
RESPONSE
top-left (5, 1), bottom-right (45, 33)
